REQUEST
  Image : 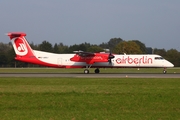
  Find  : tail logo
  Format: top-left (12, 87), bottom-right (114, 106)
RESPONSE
top-left (17, 43), bottom-right (26, 52)
top-left (12, 37), bottom-right (28, 56)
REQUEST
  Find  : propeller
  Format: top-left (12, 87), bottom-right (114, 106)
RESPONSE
top-left (108, 52), bottom-right (115, 64)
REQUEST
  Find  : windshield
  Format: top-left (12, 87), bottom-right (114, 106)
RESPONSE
top-left (154, 57), bottom-right (164, 60)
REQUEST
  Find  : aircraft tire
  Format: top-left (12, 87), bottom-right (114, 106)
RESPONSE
top-left (84, 69), bottom-right (89, 74)
top-left (163, 70), bottom-right (167, 74)
top-left (94, 68), bottom-right (100, 74)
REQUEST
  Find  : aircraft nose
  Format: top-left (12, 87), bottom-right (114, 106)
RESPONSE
top-left (167, 61), bottom-right (174, 67)
top-left (170, 63), bottom-right (174, 67)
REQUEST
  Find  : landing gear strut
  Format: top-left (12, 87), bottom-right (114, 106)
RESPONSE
top-left (163, 67), bottom-right (167, 74)
top-left (84, 65), bottom-right (92, 74)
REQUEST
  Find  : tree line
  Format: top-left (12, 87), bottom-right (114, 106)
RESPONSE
top-left (0, 38), bottom-right (180, 67)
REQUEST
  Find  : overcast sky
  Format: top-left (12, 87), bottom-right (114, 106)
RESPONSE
top-left (0, 0), bottom-right (180, 51)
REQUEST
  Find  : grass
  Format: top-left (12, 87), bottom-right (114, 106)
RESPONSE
top-left (0, 77), bottom-right (180, 120)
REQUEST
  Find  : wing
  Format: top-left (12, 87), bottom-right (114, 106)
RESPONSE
top-left (73, 50), bottom-right (95, 57)
top-left (71, 50), bottom-right (115, 65)
top-left (71, 50), bottom-right (96, 64)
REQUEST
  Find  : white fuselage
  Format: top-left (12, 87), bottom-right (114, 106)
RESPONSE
top-left (33, 50), bottom-right (174, 68)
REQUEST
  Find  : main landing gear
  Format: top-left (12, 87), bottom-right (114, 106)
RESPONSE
top-left (84, 69), bottom-right (89, 74)
top-left (84, 68), bottom-right (100, 74)
top-left (84, 65), bottom-right (100, 74)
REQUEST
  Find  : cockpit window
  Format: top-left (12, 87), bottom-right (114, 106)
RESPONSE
top-left (155, 57), bottom-right (164, 60)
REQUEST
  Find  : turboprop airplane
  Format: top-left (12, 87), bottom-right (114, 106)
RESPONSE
top-left (7, 32), bottom-right (174, 74)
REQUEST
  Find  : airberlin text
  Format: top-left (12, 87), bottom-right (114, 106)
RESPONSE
top-left (116, 56), bottom-right (152, 64)
top-left (80, 56), bottom-right (102, 60)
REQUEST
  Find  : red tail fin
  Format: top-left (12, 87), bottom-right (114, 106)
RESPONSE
top-left (7, 32), bottom-right (35, 58)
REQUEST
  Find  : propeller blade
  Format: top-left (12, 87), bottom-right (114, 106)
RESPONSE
top-left (108, 52), bottom-right (114, 64)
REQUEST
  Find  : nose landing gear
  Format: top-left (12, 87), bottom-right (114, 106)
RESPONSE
top-left (163, 67), bottom-right (167, 74)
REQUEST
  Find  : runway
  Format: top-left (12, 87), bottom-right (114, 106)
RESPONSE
top-left (0, 73), bottom-right (180, 78)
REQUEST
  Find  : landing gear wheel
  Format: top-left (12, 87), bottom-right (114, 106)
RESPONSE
top-left (94, 68), bottom-right (100, 74)
top-left (163, 70), bottom-right (167, 74)
top-left (84, 69), bottom-right (89, 74)
top-left (163, 67), bottom-right (167, 74)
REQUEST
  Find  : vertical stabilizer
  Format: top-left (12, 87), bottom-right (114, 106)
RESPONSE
top-left (7, 32), bottom-right (35, 58)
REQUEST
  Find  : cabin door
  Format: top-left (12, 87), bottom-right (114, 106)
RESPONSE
top-left (57, 58), bottom-right (63, 66)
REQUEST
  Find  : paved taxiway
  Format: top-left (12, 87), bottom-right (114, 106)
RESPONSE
top-left (0, 73), bottom-right (180, 78)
